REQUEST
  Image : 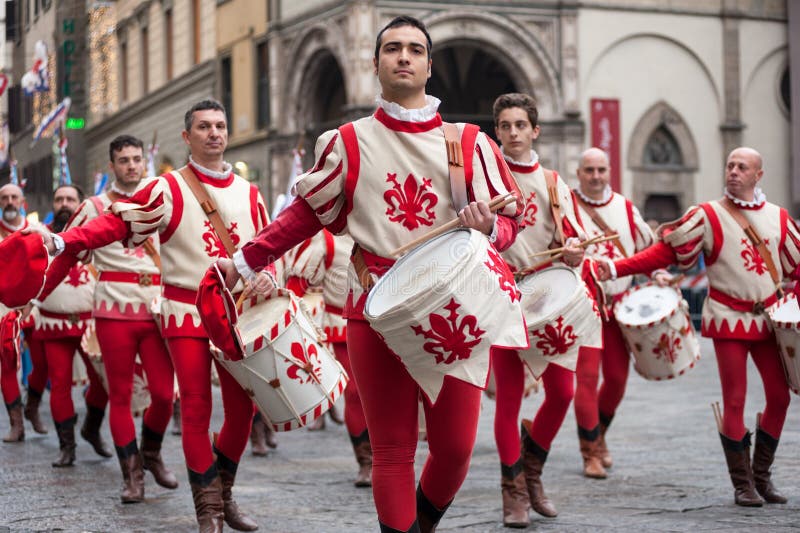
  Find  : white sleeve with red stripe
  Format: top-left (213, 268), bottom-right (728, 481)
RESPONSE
top-left (293, 129), bottom-right (346, 229)
top-left (630, 202), bottom-right (656, 252)
top-left (780, 210), bottom-right (800, 278)
top-left (661, 206), bottom-right (707, 270)
top-left (283, 231), bottom-right (328, 287)
top-left (109, 176), bottom-right (170, 248)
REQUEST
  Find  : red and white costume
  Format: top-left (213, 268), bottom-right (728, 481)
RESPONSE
top-left (56, 159), bottom-right (269, 482)
top-left (613, 189), bottom-right (800, 441)
top-left (572, 185), bottom-right (655, 440)
top-left (234, 96), bottom-right (523, 530)
top-left (492, 150), bottom-right (586, 468)
top-left (43, 188), bottom-right (174, 455)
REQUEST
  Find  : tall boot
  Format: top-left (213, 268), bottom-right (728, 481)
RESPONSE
top-left (752, 417), bottom-right (787, 504)
top-left (80, 405), bottom-right (112, 458)
top-left (597, 412), bottom-right (613, 468)
top-left (520, 419), bottom-right (558, 517)
top-left (350, 430), bottom-right (372, 487)
top-left (52, 415), bottom-right (77, 467)
top-left (215, 445), bottom-right (259, 531)
top-left (171, 399), bottom-right (182, 436)
top-left (249, 413), bottom-right (269, 457)
top-left (416, 484), bottom-right (451, 533)
top-left (116, 440), bottom-right (145, 503)
top-left (23, 388), bottom-right (47, 434)
top-left (140, 424), bottom-right (178, 489)
top-left (189, 465), bottom-right (224, 533)
top-left (578, 425), bottom-right (607, 479)
top-left (262, 416), bottom-right (277, 449)
top-left (3, 400), bottom-right (25, 442)
top-left (500, 458), bottom-right (530, 528)
top-left (380, 519), bottom-right (422, 533)
top-left (719, 431), bottom-right (763, 507)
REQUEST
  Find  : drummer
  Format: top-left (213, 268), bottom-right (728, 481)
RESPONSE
top-left (37, 135), bottom-right (177, 503)
top-left (570, 147), bottom-right (670, 479)
top-left (596, 146), bottom-right (800, 507)
top-left (489, 92), bottom-right (587, 527)
top-left (216, 15), bottom-right (524, 533)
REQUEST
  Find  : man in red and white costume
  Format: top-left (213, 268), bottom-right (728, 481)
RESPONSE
top-left (217, 17), bottom-right (524, 533)
top-left (32, 100), bottom-right (268, 532)
top-left (283, 229), bottom-right (372, 486)
top-left (26, 185), bottom-right (111, 466)
top-left (570, 147), bottom-right (668, 479)
top-left (597, 147), bottom-right (800, 507)
top-left (40, 135), bottom-right (177, 502)
top-left (0, 183), bottom-right (49, 441)
top-left (490, 93), bottom-right (586, 527)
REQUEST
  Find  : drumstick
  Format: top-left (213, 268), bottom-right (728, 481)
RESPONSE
top-left (711, 401), bottom-right (723, 432)
top-left (389, 193), bottom-right (517, 257)
top-left (526, 233), bottom-right (619, 259)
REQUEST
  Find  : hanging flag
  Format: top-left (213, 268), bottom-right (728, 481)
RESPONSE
top-left (271, 147), bottom-right (306, 219)
top-left (0, 122), bottom-right (8, 166)
top-left (21, 40), bottom-right (49, 96)
top-left (93, 172), bottom-right (109, 195)
top-left (58, 130), bottom-right (72, 186)
top-left (0, 73), bottom-right (8, 99)
top-left (32, 97), bottom-right (71, 143)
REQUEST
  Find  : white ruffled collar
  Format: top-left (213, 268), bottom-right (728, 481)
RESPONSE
top-left (189, 156), bottom-right (232, 180)
top-left (0, 217), bottom-right (24, 232)
top-left (724, 187), bottom-right (766, 208)
top-left (376, 94), bottom-right (441, 123)
top-left (110, 182), bottom-right (134, 198)
top-left (575, 184), bottom-right (613, 206)
top-left (502, 149), bottom-right (539, 168)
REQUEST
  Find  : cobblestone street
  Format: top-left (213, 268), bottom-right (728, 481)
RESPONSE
top-left (1, 336), bottom-right (798, 532)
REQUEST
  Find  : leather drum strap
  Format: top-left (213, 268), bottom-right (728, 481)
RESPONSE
top-left (351, 244), bottom-right (374, 292)
top-left (575, 196), bottom-right (628, 258)
top-left (719, 197), bottom-right (783, 297)
top-left (442, 122), bottom-right (468, 212)
top-left (542, 169), bottom-right (566, 246)
top-left (179, 166), bottom-right (237, 258)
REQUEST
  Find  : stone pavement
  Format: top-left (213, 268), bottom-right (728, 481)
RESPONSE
top-left (0, 336), bottom-right (798, 532)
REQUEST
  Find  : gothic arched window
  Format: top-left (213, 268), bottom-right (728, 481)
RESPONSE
top-left (642, 125), bottom-right (683, 167)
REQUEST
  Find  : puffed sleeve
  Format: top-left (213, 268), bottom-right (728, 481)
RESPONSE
top-left (473, 132), bottom-right (525, 219)
top-left (660, 206), bottom-right (707, 270)
top-left (109, 176), bottom-right (170, 248)
top-left (631, 203), bottom-right (656, 252)
top-left (292, 129), bottom-right (348, 230)
top-left (283, 231), bottom-right (328, 288)
top-left (779, 209), bottom-right (800, 279)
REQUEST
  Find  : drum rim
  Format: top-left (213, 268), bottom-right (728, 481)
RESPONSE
top-left (516, 265), bottom-right (582, 330)
top-left (614, 281), bottom-right (684, 329)
top-left (767, 293), bottom-right (798, 329)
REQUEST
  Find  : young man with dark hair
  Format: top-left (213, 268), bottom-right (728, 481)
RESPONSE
top-left (217, 16), bottom-right (525, 533)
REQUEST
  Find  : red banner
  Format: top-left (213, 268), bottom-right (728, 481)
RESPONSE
top-left (590, 98), bottom-right (621, 192)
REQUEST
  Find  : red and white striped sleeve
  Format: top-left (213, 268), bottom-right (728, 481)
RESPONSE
top-left (661, 206), bottom-right (706, 270)
top-left (292, 129), bottom-right (347, 230)
top-left (631, 203), bottom-right (656, 252)
top-left (109, 176), bottom-right (169, 248)
top-left (779, 209), bottom-right (800, 280)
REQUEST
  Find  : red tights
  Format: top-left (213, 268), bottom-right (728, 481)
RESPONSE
top-left (95, 318), bottom-right (174, 447)
top-left (493, 347), bottom-right (575, 465)
top-left (0, 318), bottom-right (19, 406)
top-left (347, 319), bottom-right (481, 531)
top-left (43, 337), bottom-right (108, 423)
top-left (713, 337), bottom-right (789, 440)
top-left (23, 327), bottom-right (48, 394)
top-left (332, 342), bottom-right (367, 437)
top-left (166, 337), bottom-right (254, 473)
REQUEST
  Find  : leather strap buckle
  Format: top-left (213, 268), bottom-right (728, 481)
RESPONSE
top-left (68, 313), bottom-right (79, 325)
top-left (752, 301), bottom-right (766, 314)
top-left (138, 273), bottom-right (153, 287)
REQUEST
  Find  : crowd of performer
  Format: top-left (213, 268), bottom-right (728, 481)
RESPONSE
top-left (0, 14), bottom-right (798, 533)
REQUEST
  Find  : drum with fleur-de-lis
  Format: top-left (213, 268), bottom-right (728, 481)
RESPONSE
top-left (766, 293), bottom-right (800, 395)
top-left (615, 283), bottom-right (701, 380)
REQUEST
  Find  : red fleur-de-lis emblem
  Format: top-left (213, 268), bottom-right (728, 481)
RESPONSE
top-left (203, 220), bottom-right (241, 258)
top-left (485, 246), bottom-right (520, 302)
top-left (383, 173), bottom-right (438, 230)
top-left (740, 238), bottom-right (768, 275)
top-left (123, 246), bottom-right (147, 259)
top-left (66, 265), bottom-right (90, 287)
top-left (652, 332), bottom-right (682, 364)
top-left (531, 316), bottom-right (577, 357)
top-left (411, 298), bottom-right (485, 365)
top-left (520, 191), bottom-right (538, 229)
top-left (286, 341), bottom-right (322, 383)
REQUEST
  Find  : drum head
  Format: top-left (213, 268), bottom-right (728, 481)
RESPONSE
top-left (770, 296), bottom-right (799, 323)
top-left (616, 285), bottom-right (679, 326)
top-left (517, 267), bottom-right (578, 319)
top-left (237, 295), bottom-right (290, 346)
top-left (367, 229), bottom-right (472, 317)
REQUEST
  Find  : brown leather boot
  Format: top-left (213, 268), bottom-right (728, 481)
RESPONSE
top-left (578, 425), bottom-right (607, 479)
top-left (597, 412), bottom-right (613, 468)
top-left (416, 484), bottom-right (451, 533)
top-left (3, 400), bottom-right (25, 443)
top-left (52, 415), bottom-right (77, 467)
top-left (350, 430), bottom-right (373, 487)
top-left (752, 420), bottom-right (787, 504)
top-left (249, 414), bottom-right (269, 457)
top-left (24, 388), bottom-right (47, 434)
top-left (719, 431), bottom-right (763, 507)
top-left (215, 446), bottom-right (259, 531)
top-left (80, 405), bottom-right (112, 458)
top-left (116, 440), bottom-right (145, 503)
top-left (171, 399), bottom-right (181, 436)
top-left (263, 417), bottom-right (277, 449)
top-left (500, 458), bottom-right (530, 528)
top-left (141, 424), bottom-right (178, 489)
top-left (189, 466), bottom-right (224, 533)
top-left (520, 420), bottom-right (557, 517)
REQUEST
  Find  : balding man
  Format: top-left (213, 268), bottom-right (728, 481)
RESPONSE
top-left (0, 184), bottom-right (48, 442)
top-left (597, 147), bottom-right (800, 507)
top-left (570, 148), bottom-right (668, 479)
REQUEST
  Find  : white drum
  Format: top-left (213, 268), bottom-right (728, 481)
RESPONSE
top-left (301, 288), bottom-right (325, 332)
top-left (130, 359), bottom-right (152, 417)
top-left (516, 266), bottom-right (603, 377)
top-left (364, 229), bottom-right (528, 402)
top-left (615, 283), bottom-right (701, 381)
top-left (766, 293), bottom-right (800, 395)
top-left (212, 289), bottom-right (348, 432)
